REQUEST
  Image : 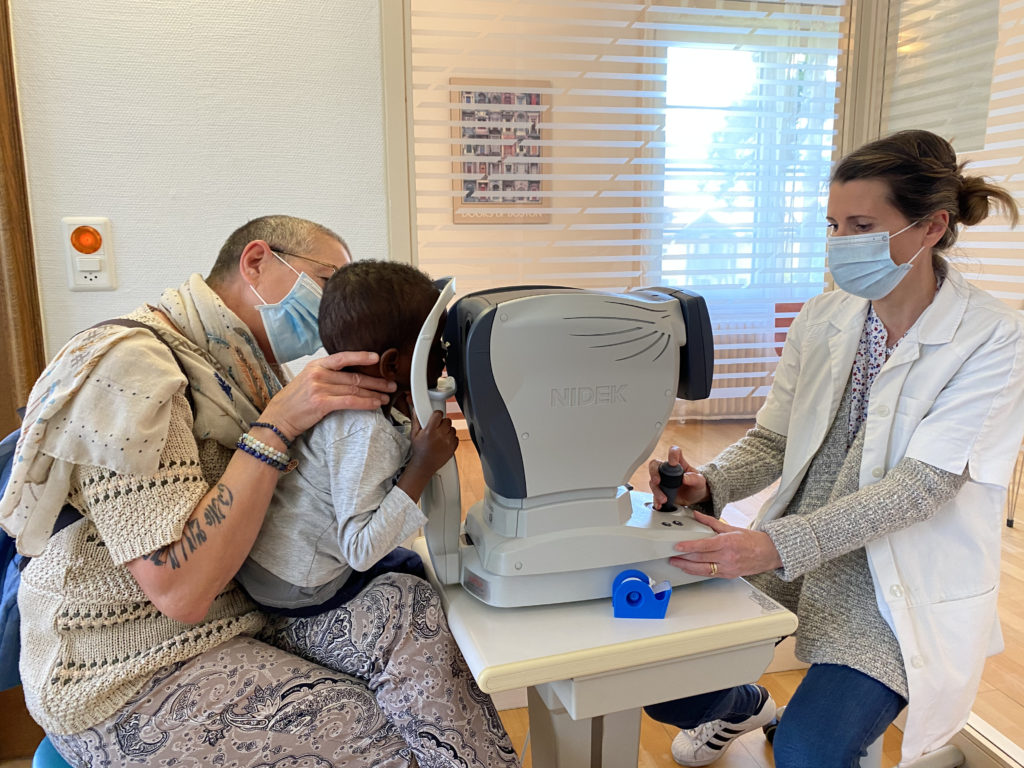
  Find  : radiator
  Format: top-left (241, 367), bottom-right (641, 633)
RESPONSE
top-left (674, 316), bottom-right (779, 421)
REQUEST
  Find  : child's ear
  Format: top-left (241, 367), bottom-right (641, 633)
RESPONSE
top-left (379, 348), bottom-right (400, 381)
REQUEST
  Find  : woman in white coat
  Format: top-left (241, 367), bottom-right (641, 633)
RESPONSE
top-left (645, 130), bottom-right (1024, 768)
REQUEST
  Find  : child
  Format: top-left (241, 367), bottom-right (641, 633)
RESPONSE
top-left (235, 259), bottom-right (457, 615)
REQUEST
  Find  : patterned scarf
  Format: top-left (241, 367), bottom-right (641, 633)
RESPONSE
top-left (848, 266), bottom-right (946, 447)
top-left (0, 274), bottom-right (280, 555)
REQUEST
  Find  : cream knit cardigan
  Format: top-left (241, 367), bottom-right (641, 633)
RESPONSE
top-left (5, 277), bottom-right (279, 733)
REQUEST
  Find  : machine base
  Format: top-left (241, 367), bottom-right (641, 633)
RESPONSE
top-left (459, 543), bottom-right (708, 607)
top-left (457, 491), bottom-right (717, 607)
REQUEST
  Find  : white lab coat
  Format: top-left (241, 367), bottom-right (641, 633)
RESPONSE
top-left (754, 267), bottom-right (1024, 765)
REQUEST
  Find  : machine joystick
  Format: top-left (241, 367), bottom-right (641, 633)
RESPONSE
top-left (658, 462), bottom-right (684, 512)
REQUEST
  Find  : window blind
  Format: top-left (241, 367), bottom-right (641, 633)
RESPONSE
top-left (882, 0), bottom-right (999, 154)
top-left (409, 0), bottom-right (847, 418)
top-left (882, 0), bottom-right (1023, 313)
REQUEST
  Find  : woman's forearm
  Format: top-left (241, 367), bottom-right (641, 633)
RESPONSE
top-left (763, 457), bottom-right (967, 580)
top-left (699, 425), bottom-right (787, 516)
top-left (126, 427), bottom-right (286, 624)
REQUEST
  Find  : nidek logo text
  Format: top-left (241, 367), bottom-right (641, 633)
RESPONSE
top-left (550, 384), bottom-right (628, 407)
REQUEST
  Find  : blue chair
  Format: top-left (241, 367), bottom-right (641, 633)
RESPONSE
top-left (32, 735), bottom-right (73, 768)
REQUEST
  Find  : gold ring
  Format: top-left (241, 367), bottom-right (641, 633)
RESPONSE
top-left (709, 562), bottom-right (718, 576)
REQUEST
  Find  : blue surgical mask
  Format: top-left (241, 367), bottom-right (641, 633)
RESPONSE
top-left (250, 253), bottom-right (324, 362)
top-left (826, 221), bottom-right (926, 300)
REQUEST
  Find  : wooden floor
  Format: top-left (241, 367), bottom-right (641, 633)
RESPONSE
top-left (495, 671), bottom-right (904, 768)
top-left (455, 416), bottom-right (1024, 767)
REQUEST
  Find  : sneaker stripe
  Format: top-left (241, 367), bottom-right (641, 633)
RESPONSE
top-left (672, 693), bottom-right (777, 767)
top-left (705, 729), bottom-right (744, 750)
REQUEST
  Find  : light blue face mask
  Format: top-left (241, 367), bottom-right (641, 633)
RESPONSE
top-left (826, 221), bottom-right (926, 301)
top-left (250, 253), bottom-right (324, 363)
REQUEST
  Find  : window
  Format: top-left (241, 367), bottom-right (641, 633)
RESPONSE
top-left (410, 0), bottom-right (848, 416)
top-left (661, 38), bottom-right (839, 308)
top-left (880, 0), bottom-right (1021, 314)
top-left (882, 0), bottom-right (999, 155)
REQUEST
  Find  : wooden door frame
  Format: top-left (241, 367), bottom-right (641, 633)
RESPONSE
top-left (0, 0), bottom-right (44, 434)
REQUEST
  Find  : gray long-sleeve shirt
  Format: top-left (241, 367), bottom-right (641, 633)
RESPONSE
top-left (700, 378), bottom-right (966, 699)
top-left (236, 408), bottom-right (427, 611)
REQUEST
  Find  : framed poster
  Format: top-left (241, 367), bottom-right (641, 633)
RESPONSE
top-left (451, 78), bottom-right (550, 224)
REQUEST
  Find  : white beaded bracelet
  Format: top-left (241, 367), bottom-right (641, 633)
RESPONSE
top-left (238, 432), bottom-right (291, 466)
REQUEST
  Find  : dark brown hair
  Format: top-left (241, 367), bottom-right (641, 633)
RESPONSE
top-left (318, 259), bottom-right (439, 355)
top-left (831, 130), bottom-right (1019, 251)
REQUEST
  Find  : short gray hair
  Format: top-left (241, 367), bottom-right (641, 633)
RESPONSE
top-left (206, 215), bottom-right (347, 286)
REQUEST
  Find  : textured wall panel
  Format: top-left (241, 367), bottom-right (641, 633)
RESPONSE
top-left (10, 0), bottom-right (388, 355)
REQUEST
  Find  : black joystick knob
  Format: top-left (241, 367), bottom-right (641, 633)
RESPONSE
top-left (658, 462), bottom-right (684, 512)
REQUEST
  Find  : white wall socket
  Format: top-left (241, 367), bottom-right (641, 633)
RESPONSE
top-left (62, 216), bottom-right (116, 291)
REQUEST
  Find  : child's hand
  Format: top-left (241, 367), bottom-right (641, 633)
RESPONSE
top-left (409, 410), bottom-right (459, 473)
top-left (398, 410), bottom-right (459, 502)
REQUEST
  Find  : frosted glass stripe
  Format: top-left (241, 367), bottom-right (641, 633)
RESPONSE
top-left (644, 6), bottom-right (769, 19)
top-left (769, 11), bottom-right (847, 21)
top-left (536, 254), bottom-right (663, 262)
top-left (953, 240), bottom-right (1024, 248)
top-left (959, 273), bottom-right (1024, 283)
top-left (711, 371), bottom-right (772, 380)
top-left (420, 207), bottom-right (587, 215)
top-left (412, 9), bottom-right (500, 20)
top-left (977, 137), bottom-right (1024, 150)
top-left (990, 85), bottom-right (1024, 101)
top-left (952, 256), bottom-right (1024, 266)
top-left (495, 17), bottom-right (632, 29)
top-left (961, 155), bottom-right (1023, 167)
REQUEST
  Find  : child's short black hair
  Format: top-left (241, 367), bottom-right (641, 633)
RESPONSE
top-left (318, 259), bottom-right (440, 356)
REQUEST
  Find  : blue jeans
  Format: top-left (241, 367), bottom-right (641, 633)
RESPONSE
top-left (644, 664), bottom-right (906, 768)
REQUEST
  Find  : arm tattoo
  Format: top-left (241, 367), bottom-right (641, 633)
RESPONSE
top-left (203, 483), bottom-right (232, 527)
top-left (143, 483), bottom-right (235, 569)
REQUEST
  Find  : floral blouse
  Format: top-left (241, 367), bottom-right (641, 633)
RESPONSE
top-left (848, 276), bottom-right (943, 447)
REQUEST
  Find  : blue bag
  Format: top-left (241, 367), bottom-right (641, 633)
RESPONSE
top-left (0, 425), bottom-right (23, 691)
top-left (0, 417), bottom-right (83, 692)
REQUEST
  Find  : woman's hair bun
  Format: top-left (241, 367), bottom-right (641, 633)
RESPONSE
top-left (958, 174), bottom-right (990, 227)
top-left (958, 168), bottom-right (1019, 227)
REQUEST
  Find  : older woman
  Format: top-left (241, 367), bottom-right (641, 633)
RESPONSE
top-left (1, 215), bottom-right (518, 767)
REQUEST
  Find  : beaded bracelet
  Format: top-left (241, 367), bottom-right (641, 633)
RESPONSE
top-left (236, 439), bottom-right (287, 471)
top-left (236, 433), bottom-right (297, 473)
top-left (241, 433), bottom-right (290, 465)
top-left (250, 421), bottom-right (294, 449)
top-left (239, 432), bottom-right (290, 464)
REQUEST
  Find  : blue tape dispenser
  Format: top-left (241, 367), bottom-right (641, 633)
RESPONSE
top-left (612, 569), bottom-right (672, 619)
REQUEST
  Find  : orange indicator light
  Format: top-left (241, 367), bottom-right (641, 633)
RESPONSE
top-left (70, 225), bottom-right (102, 254)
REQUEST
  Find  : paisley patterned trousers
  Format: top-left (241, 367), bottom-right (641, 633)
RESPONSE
top-left (51, 573), bottom-right (519, 768)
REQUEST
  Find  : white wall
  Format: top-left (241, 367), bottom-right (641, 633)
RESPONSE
top-left (10, 0), bottom-right (389, 355)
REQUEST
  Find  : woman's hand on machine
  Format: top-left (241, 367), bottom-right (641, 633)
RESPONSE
top-left (648, 445), bottom-right (709, 509)
top-left (669, 511), bottom-right (782, 579)
top-left (262, 351), bottom-right (396, 442)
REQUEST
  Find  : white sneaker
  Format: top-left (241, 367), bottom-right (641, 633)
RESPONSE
top-left (670, 687), bottom-right (777, 766)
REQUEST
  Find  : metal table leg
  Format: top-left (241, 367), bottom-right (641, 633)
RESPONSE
top-left (527, 684), bottom-right (642, 768)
